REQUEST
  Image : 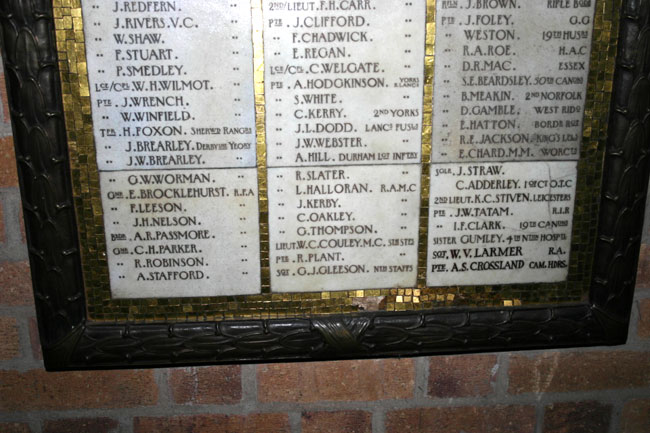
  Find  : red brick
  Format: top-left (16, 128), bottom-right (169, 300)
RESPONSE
top-left (134, 414), bottom-right (290, 433)
top-left (0, 261), bottom-right (33, 306)
top-left (429, 354), bottom-right (497, 398)
top-left (0, 137), bottom-right (17, 187)
top-left (258, 358), bottom-right (414, 403)
top-left (0, 369), bottom-right (157, 411)
top-left (636, 244), bottom-right (650, 290)
top-left (18, 205), bottom-right (25, 244)
top-left (638, 299), bottom-right (650, 338)
top-left (508, 351), bottom-right (650, 394)
top-left (43, 418), bottom-right (119, 433)
top-left (28, 317), bottom-right (42, 360)
top-left (386, 406), bottom-right (535, 433)
top-left (0, 316), bottom-right (20, 360)
top-left (0, 423), bottom-right (31, 433)
top-left (544, 401), bottom-right (611, 433)
top-left (621, 399), bottom-right (650, 433)
top-left (302, 411), bottom-right (371, 433)
top-left (169, 366), bottom-right (241, 404)
top-left (0, 200), bottom-right (5, 243)
top-left (0, 70), bottom-right (8, 121)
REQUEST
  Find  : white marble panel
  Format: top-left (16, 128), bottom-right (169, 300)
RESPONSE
top-left (268, 165), bottom-right (421, 292)
top-left (82, 0), bottom-right (257, 170)
top-left (427, 161), bottom-right (577, 286)
top-left (432, 0), bottom-right (596, 162)
top-left (263, 0), bottom-right (427, 167)
top-left (101, 168), bottom-right (261, 298)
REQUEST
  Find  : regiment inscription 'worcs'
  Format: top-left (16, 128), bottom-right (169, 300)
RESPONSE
top-left (72, 0), bottom-right (597, 300)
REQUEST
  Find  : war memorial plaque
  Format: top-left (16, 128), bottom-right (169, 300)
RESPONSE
top-left (2, 0), bottom-right (647, 368)
top-left (79, 0), bottom-right (594, 296)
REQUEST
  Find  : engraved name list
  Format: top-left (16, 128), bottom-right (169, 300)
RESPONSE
top-left (79, 0), bottom-right (595, 298)
top-left (83, 0), bottom-right (262, 298)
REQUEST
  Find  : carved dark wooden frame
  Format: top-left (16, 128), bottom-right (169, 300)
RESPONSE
top-left (1, 0), bottom-right (649, 371)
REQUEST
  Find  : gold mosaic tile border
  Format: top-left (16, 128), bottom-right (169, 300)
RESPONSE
top-left (53, 0), bottom-right (620, 322)
top-left (417, 0), bottom-right (435, 289)
top-left (54, 0), bottom-right (111, 315)
top-left (252, 0), bottom-right (270, 294)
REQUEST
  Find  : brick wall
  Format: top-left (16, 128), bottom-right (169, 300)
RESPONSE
top-left (1, 72), bottom-right (649, 433)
